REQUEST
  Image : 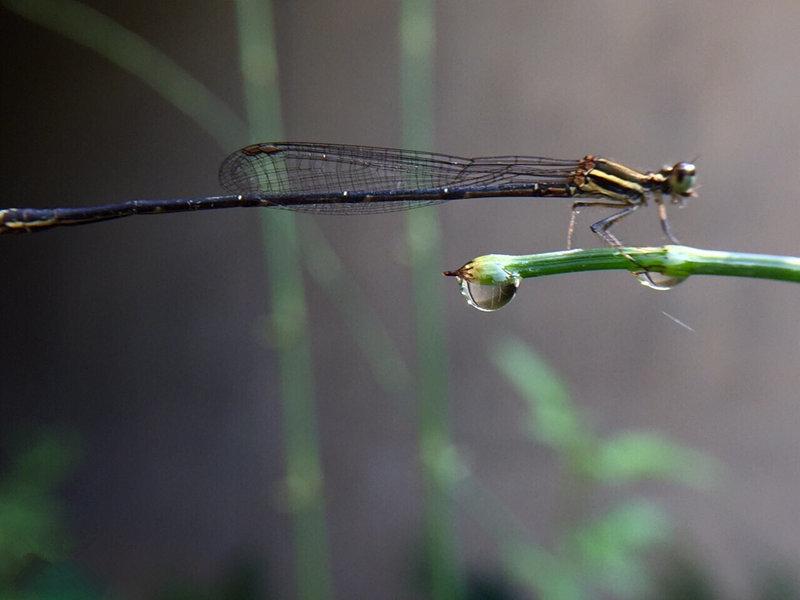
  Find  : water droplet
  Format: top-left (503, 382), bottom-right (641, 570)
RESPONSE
top-left (458, 277), bottom-right (520, 312)
top-left (634, 271), bottom-right (687, 291)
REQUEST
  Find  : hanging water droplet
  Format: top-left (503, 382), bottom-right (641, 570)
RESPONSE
top-left (634, 271), bottom-right (687, 291)
top-left (458, 276), bottom-right (520, 312)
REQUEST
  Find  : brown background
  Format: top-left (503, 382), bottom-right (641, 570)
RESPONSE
top-left (2, 1), bottom-right (799, 598)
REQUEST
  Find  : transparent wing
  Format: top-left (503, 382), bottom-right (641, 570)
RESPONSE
top-left (218, 142), bottom-right (581, 214)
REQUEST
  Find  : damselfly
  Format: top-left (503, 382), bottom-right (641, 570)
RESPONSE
top-left (0, 142), bottom-right (697, 245)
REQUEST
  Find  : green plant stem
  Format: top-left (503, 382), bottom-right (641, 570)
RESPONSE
top-left (2, 0), bottom-right (246, 149)
top-left (400, 0), bottom-right (463, 598)
top-left (235, 2), bottom-right (333, 600)
top-left (446, 246), bottom-right (800, 285)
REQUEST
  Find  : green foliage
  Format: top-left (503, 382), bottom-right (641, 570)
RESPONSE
top-left (155, 559), bottom-right (265, 600)
top-left (491, 338), bottom-right (720, 600)
top-left (0, 426), bottom-right (86, 598)
top-left (586, 431), bottom-right (719, 488)
top-left (492, 337), bottom-right (585, 451)
top-left (0, 427), bottom-right (80, 580)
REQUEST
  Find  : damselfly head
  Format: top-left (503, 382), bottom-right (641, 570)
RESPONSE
top-left (664, 161), bottom-right (697, 199)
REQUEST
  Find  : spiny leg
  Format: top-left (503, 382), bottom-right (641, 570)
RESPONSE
top-left (657, 200), bottom-right (681, 244)
top-left (589, 204), bottom-right (641, 247)
top-left (588, 204), bottom-right (671, 280)
top-left (567, 200), bottom-right (636, 248)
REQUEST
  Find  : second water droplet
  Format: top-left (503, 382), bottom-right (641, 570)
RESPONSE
top-left (634, 271), bottom-right (687, 291)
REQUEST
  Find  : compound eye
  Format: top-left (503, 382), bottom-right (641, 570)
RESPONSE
top-left (669, 162), bottom-right (696, 196)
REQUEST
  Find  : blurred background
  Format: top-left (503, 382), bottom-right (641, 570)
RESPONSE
top-left (1, 1), bottom-right (799, 599)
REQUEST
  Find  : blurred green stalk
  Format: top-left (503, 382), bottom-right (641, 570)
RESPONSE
top-left (234, 2), bottom-right (333, 599)
top-left (400, 1), bottom-right (464, 598)
top-left (2, 0), bottom-right (246, 150)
